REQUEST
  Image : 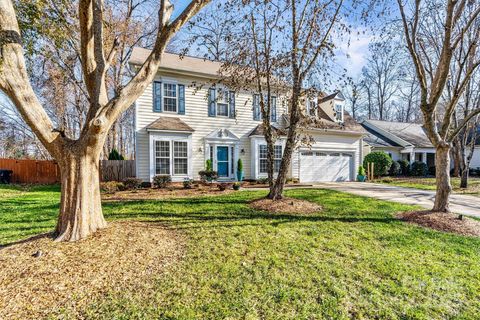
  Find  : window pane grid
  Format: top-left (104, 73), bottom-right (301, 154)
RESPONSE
top-left (173, 141), bottom-right (188, 175)
top-left (259, 145), bottom-right (282, 174)
top-left (155, 141), bottom-right (170, 175)
top-left (163, 83), bottom-right (177, 112)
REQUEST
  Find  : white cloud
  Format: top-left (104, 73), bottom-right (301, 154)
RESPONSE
top-left (334, 27), bottom-right (374, 79)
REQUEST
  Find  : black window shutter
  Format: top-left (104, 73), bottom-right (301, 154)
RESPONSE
top-left (229, 91), bottom-right (235, 118)
top-left (153, 81), bottom-right (162, 112)
top-left (208, 88), bottom-right (216, 117)
top-left (178, 84), bottom-right (185, 115)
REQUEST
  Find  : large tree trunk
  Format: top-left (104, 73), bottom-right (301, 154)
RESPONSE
top-left (55, 150), bottom-right (107, 242)
top-left (433, 146), bottom-right (452, 212)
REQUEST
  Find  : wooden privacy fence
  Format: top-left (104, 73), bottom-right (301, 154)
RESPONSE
top-left (100, 160), bottom-right (136, 182)
top-left (0, 159), bottom-right (135, 184)
top-left (0, 158), bottom-right (60, 184)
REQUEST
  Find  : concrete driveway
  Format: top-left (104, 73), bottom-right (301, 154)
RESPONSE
top-left (313, 182), bottom-right (480, 218)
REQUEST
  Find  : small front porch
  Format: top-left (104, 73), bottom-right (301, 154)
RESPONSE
top-left (204, 129), bottom-right (240, 182)
top-left (401, 148), bottom-right (436, 167)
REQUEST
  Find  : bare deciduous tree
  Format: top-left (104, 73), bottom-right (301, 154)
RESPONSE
top-left (397, 0), bottom-right (480, 212)
top-left (0, 0), bottom-right (211, 241)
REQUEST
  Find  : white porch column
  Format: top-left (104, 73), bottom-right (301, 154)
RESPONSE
top-left (422, 152), bottom-right (427, 164)
top-left (410, 150), bottom-right (415, 163)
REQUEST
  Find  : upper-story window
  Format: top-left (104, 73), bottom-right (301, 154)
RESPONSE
top-left (153, 81), bottom-right (185, 114)
top-left (163, 83), bottom-right (177, 112)
top-left (253, 94), bottom-right (277, 122)
top-left (216, 88), bottom-right (229, 117)
top-left (306, 99), bottom-right (317, 117)
top-left (335, 104), bottom-right (344, 122)
top-left (208, 87), bottom-right (235, 118)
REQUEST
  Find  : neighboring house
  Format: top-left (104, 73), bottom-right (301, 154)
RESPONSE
top-left (361, 120), bottom-right (436, 168)
top-left (129, 47), bottom-right (366, 183)
top-left (362, 119), bottom-right (480, 170)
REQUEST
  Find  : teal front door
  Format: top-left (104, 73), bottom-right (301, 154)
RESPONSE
top-left (217, 146), bottom-right (229, 177)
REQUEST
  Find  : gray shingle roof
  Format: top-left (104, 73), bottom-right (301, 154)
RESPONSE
top-left (365, 120), bottom-right (433, 148)
top-left (361, 124), bottom-right (401, 147)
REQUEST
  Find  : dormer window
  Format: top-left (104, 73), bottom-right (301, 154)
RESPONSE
top-left (335, 104), bottom-right (344, 122)
top-left (307, 100), bottom-right (317, 117)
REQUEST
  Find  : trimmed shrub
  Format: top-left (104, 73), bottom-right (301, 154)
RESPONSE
top-left (122, 177), bottom-right (142, 190)
top-left (183, 178), bottom-right (193, 189)
top-left (100, 181), bottom-right (124, 193)
top-left (199, 170), bottom-right (218, 182)
top-left (152, 175), bottom-right (171, 188)
top-left (237, 158), bottom-right (243, 172)
top-left (233, 182), bottom-right (241, 190)
top-left (217, 183), bottom-right (230, 191)
top-left (389, 161), bottom-right (401, 176)
top-left (108, 148), bottom-right (124, 160)
top-left (358, 165), bottom-right (366, 176)
top-left (398, 160), bottom-right (410, 176)
top-left (256, 177), bottom-right (269, 184)
top-left (428, 166), bottom-right (436, 176)
top-left (363, 152), bottom-right (393, 177)
top-left (411, 161), bottom-right (428, 176)
top-left (206, 159), bottom-right (213, 171)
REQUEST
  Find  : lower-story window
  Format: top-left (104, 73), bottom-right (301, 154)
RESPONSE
top-left (259, 144), bottom-right (283, 174)
top-left (173, 141), bottom-right (188, 175)
top-left (155, 141), bottom-right (170, 174)
top-left (155, 140), bottom-right (188, 176)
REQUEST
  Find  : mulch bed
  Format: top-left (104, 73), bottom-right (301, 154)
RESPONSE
top-left (249, 197), bottom-right (322, 214)
top-left (102, 184), bottom-right (234, 201)
top-left (0, 222), bottom-right (184, 319)
top-left (397, 211), bottom-right (480, 237)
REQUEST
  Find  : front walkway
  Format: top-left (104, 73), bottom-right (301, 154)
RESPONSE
top-left (313, 182), bottom-right (480, 218)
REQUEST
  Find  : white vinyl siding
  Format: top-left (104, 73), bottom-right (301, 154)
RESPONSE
top-left (134, 71), bottom-right (363, 183)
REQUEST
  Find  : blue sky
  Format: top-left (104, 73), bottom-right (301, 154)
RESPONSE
top-left (172, 1), bottom-right (372, 79)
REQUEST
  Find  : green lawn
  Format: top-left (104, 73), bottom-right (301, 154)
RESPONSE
top-left (2, 185), bottom-right (480, 319)
top-left (377, 177), bottom-right (480, 196)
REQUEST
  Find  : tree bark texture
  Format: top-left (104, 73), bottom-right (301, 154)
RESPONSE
top-left (433, 146), bottom-right (452, 212)
top-left (55, 146), bottom-right (107, 242)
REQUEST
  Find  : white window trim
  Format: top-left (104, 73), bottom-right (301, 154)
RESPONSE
top-left (335, 103), bottom-right (344, 123)
top-left (216, 87), bottom-right (230, 118)
top-left (251, 138), bottom-right (286, 179)
top-left (149, 133), bottom-right (192, 182)
top-left (162, 82), bottom-right (178, 113)
top-left (155, 140), bottom-right (171, 175)
top-left (173, 141), bottom-right (189, 175)
top-left (258, 144), bottom-right (283, 174)
top-left (204, 142), bottom-right (239, 180)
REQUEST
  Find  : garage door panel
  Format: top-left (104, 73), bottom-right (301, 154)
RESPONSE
top-left (299, 151), bottom-right (352, 182)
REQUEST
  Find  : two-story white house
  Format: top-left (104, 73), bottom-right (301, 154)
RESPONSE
top-left (130, 47), bottom-right (366, 183)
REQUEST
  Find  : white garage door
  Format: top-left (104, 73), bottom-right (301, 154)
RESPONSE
top-left (300, 151), bottom-right (353, 182)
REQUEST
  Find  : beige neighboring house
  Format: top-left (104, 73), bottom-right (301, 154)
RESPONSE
top-left (129, 47), bottom-right (366, 183)
top-left (361, 119), bottom-right (480, 170)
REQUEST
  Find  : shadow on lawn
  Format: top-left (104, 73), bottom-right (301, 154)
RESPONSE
top-left (103, 198), bottom-right (398, 232)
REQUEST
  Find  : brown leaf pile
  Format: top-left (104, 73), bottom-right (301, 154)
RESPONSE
top-left (249, 197), bottom-right (322, 214)
top-left (397, 211), bottom-right (480, 237)
top-left (0, 221), bottom-right (184, 319)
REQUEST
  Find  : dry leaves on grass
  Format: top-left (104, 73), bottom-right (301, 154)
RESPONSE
top-left (0, 221), bottom-right (184, 320)
top-left (102, 184), bottom-right (234, 201)
top-left (250, 197), bottom-right (322, 214)
top-left (397, 211), bottom-right (480, 237)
